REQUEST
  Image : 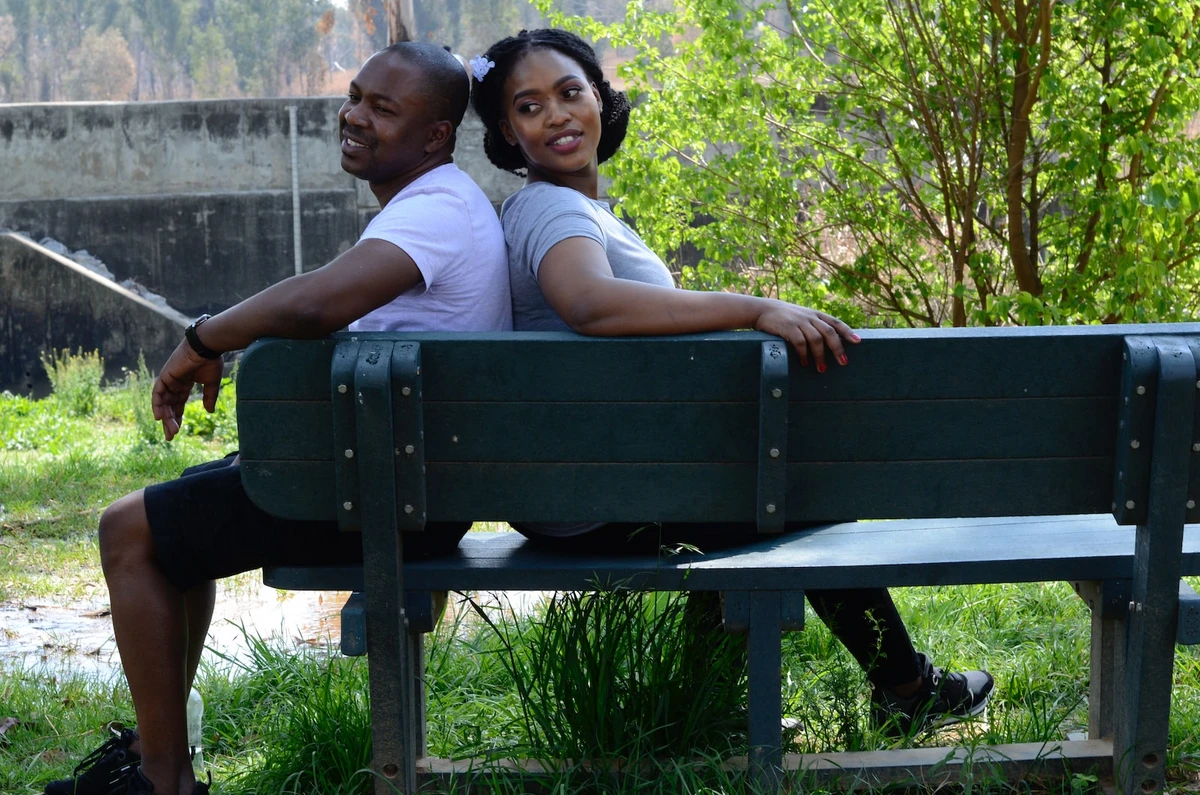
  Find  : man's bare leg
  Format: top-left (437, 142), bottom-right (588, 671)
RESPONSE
top-left (99, 490), bottom-right (197, 795)
top-left (184, 581), bottom-right (216, 692)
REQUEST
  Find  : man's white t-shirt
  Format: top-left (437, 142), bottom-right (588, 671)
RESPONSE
top-left (349, 163), bottom-right (511, 332)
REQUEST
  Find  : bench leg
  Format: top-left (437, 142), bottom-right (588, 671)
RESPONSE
top-left (1072, 580), bottom-right (1130, 742)
top-left (748, 591), bottom-right (783, 792)
top-left (411, 628), bottom-right (427, 759)
top-left (363, 543), bottom-right (418, 795)
top-left (1112, 528), bottom-right (1182, 795)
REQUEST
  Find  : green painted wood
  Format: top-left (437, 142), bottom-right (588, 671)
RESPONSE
top-left (235, 324), bottom-right (1200, 404)
top-left (238, 397), bottom-right (1118, 464)
top-left (1185, 338), bottom-right (1200, 525)
top-left (351, 340), bottom-right (416, 793)
top-left (340, 592), bottom-right (366, 657)
top-left (1113, 338), bottom-right (1159, 525)
top-left (238, 401), bottom-right (334, 460)
top-left (406, 740), bottom-right (1112, 792)
top-left (331, 341), bottom-right (362, 533)
top-left (261, 518), bottom-right (1200, 593)
top-left (747, 591), bottom-right (783, 788)
top-left (243, 458), bottom-right (1113, 523)
top-left (757, 341), bottom-right (789, 532)
top-left (1114, 339), bottom-right (1196, 795)
top-left (1179, 580), bottom-right (1200, 645)
top-left (391, 342), bottom-right (426, 533)
top-left (237, 337), bottom-right (337, 400)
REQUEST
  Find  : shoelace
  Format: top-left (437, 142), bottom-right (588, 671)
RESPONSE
top-left (71, 725), bottom-right (130, 776)
top-left (73, 723), bottom-right (134, 777)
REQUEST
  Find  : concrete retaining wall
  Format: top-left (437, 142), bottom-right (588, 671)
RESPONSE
top-left (6, 190), bottom-right (361, 318)
top-left (0, 233), bottom-right (190, 397)
top-left (0, 97), bottom-right (525, 316)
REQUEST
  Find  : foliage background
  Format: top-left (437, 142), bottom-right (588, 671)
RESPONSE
top-left (550, 0), bottom-right (1200, 327)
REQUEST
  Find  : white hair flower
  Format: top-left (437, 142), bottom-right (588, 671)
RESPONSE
top-left (469, 55), bottom-right (495, 82)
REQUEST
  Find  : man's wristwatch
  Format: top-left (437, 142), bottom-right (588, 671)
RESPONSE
top-left (184, 314), bottom-right (223, 360)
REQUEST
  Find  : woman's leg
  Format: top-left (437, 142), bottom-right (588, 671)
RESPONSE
top-left (804, 588), bottom-right (921, 690)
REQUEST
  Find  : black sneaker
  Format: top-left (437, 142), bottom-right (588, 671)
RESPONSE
top-left (870, 652), bottom-right (994, 737)
top-left (45, 724), bottom-right (140, 795)
top-left (123, 768), bottom-right (211, 795)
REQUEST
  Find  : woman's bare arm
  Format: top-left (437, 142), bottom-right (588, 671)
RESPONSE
top-left (537, 237), bottom-right (859, 369)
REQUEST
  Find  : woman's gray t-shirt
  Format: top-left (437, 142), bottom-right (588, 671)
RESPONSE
top-left (501, 182), bottom-right (677, 538)
top-left (501, 181), bottom-right (676, 331)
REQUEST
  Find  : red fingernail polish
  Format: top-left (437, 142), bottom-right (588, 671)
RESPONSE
top-left (800, 358), bottom-right (808, 367)
top-left (839, 354), bottom-right (849, 365)
top-left (817, 362), bottom-right (826, 373)
top-left (852, 334), bottom-right (861, 342)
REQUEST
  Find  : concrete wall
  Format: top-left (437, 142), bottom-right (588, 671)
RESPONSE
top-left (0, 233), bottom-right (190, 397)
top-left (0, 97), bottom-right (523, 202)
top-left (0, 97), bottom-right (526, 316)
top-left (5, 190), bottom-right (361, 318)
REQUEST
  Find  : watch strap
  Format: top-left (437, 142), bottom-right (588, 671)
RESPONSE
top-left (184, 314), bottom-right (222, 360)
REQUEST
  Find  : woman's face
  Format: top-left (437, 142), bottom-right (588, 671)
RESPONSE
top-left (499, 47), bottom-right (604, 185)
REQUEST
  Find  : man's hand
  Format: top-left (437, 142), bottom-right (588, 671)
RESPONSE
top-left (754, 301), bottom-right (861, 372)
top-left (152, 341), bottom-right (224, 441)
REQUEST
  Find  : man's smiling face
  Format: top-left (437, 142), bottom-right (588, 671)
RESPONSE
top-left (337, 51), bottom-right (434, 186)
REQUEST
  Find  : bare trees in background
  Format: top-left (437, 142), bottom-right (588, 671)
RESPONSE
top-left (0, 0), bottom-right (388, 103)
top-left (0, 0), bottom-right (641, 104)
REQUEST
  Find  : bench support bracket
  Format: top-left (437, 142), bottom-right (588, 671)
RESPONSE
top-left (757, 341), bottom-right (789, 533)
top-left (1113, 337), bottom-right (1196, 795)
top-left (353, 340), bottom-right (423, 795)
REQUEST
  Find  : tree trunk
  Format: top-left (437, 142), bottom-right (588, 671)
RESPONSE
top-left (386, 0), bottom-right (417, 44)
top-left (1005, 32), bottom-right (1041, 296)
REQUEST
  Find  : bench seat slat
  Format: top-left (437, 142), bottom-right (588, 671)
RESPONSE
top-left (262, 516), bottom-right (1200, 592)
top-left (243, 458), bottom-right (1113, 523)
top-left (239, 396), bottom-right (1118, 464)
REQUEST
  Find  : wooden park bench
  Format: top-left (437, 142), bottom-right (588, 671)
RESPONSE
top-left (236, 325), bottom-right (1200, 795)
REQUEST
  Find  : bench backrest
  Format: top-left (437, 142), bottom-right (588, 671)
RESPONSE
top-left (237, 326), bottom-right (1200, 529)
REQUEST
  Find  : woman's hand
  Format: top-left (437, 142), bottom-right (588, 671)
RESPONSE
top-left (754, 301), bottom-right (861, 372)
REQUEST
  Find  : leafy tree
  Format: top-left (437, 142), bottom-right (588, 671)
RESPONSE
top-left (187, 23), bottom-right (239, 98)
top-left (218, 0), bottom-right (328, 95)
top-left (416, 0), bottom-right (537, 59)
top-left (546, 0), bottom-right (1200, 326)
top-left (0, 14), bottom-right (19, 101)
top-left (64, 26), bottom-right (137, 100)
top-left (128, 0), bottom-right (197, 99)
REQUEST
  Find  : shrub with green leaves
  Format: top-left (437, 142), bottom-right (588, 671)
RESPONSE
top-left (40, 348), bottom-right (104, 416)
top-left (124, 353), bottom-right (162, 445)
top-left (548, 0), bottom-right (1200, 326)
top-left (183, 366), bottom-right (239, 449)
top-left (0, 392), bottom-right (76, 453)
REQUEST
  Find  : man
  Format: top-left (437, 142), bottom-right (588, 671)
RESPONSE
top-left (45, 42), bottom-right (509, 795)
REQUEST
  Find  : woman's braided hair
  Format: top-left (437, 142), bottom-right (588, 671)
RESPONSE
top-left (470, 29), bottom-right (631, 176)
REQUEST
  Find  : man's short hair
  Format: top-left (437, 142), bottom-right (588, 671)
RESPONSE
top-left (380, 41), bottom-right (470, 129)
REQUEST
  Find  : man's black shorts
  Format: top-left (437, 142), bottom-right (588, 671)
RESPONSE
top-left (143, 453), bottom-right (470, 592)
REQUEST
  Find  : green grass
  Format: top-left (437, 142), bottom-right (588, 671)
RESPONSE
top-left (1, 369), bottom-right (1199, 793)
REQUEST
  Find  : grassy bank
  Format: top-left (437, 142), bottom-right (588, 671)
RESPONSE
top-left (2, 357), bottom-right (1198, 793)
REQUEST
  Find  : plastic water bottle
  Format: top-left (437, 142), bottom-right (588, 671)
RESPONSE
top-left (186, 687), bottom-right (205, 771)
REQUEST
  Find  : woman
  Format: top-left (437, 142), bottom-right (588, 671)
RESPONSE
top-left (469, 29), bottom-right (992, 737)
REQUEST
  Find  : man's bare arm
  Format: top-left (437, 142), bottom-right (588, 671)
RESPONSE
top-left (189, 238), bottom-right (422, 352)
top-left (152, 239), bottom-right (422, 440)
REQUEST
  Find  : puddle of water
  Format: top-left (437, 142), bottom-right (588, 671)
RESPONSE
top-left (0, 579), bottom-right (552, 680)
top-left (2, 579), bottom-right (351, 679)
